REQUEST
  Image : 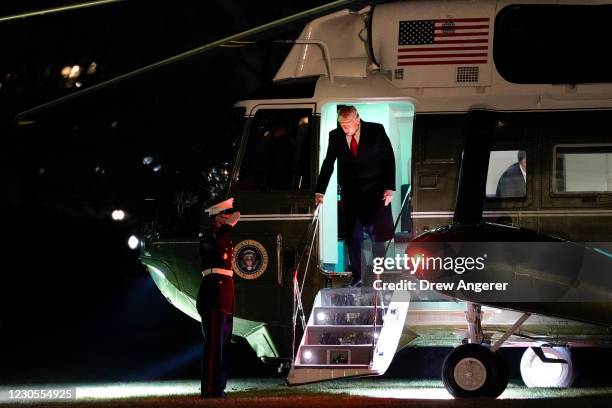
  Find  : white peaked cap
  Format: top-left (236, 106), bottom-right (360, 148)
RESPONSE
top-left (205, 197), bottom-right (234, 216)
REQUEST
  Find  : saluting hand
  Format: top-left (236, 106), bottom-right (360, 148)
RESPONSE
top-left (217, 211), bottom-right (241, 227)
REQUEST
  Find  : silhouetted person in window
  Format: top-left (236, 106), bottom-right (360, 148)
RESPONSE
top-left (496, 150), bottom-right (527, 198)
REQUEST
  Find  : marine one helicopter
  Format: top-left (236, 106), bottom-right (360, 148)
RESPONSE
top-left (15, 0), bottom-right (612, 399)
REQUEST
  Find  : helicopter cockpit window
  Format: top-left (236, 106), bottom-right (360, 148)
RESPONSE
top-left (485, 150), bottom-right (527, 199)
top-left (554, 145), bottom-right (612, 194)
top-left (238, 108), bottom-right (312, 191)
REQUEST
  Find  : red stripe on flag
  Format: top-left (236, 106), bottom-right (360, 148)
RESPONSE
top-left (398, 53), bottom-right (488, 59)
top-left (398, 46), bottom-right (488, 52)
top-left (433, 39), bottom-right (488, 44)
top-left (434, 25), bottom-right (489, 30)
top-left (433, 18), bottom-right (489, 23)
top-left (435, 32), bottom-right (489, 37)
top-left (398, 59), bottom-right (488, 66)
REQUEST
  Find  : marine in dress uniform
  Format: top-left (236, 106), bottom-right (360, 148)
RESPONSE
top-left (196, 198), bottom-right (240, 399)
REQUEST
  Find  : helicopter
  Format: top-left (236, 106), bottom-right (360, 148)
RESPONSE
top-left (14, 0), bottom-right (612, 399)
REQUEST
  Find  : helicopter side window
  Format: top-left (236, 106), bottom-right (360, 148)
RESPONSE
top-left (495, 4), bottom-right (612, 84)
top-left (485, 150), bottom-right (527, 199)
top-left (238, 109), bottom-right (312, 191)
top-left (554, 145), bottom-right (612, 194)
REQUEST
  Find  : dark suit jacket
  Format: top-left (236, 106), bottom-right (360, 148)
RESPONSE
top-left (496, 162), bottom-right (526, 198)
top-left (316, 120), bottom-right (395, 240)
top-left (316, 120), bottom-right (395, 195)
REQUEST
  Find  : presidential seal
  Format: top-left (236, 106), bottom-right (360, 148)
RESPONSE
top-left (232, 240), bottom-right (268, 280)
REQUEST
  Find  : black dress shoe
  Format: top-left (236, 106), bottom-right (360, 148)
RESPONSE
top-left (345, 279), bottom-right (362, 287)
top-left (201, 391), bottom-right (227, 399)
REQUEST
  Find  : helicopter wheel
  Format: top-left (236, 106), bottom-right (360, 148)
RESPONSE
top-left (520, 346), bottom-right (574, 388)
top-left (442, 343), bottom-right (508, 398)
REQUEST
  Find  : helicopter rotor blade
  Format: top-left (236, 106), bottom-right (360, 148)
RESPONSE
top-left (14, 0), bottom-right (365, 123)
top-left (0, 0), bottom-right (127, 23)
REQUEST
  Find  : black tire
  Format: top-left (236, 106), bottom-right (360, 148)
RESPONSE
top-left (442, 344), bottom-right (509, 398)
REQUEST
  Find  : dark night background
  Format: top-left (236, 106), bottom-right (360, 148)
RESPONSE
top-left (1, 0), bottom-right (611, 388)
top-left (0, 0), bottom-right (336, 384)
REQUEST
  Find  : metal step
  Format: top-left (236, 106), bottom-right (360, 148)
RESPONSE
top-left (304, 326), bottom-right (380, 347)
top-left (297, 342), bottom-right (375, 365)
top-left (287, 288), bottom-right (409, 385)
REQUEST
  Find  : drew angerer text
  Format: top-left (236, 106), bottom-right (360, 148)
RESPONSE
top-left (371, 255), bottom-right (509, 293)
top-left (373, 279), bottom-right (509, 293)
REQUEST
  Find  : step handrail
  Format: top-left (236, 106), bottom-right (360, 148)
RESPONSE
top-left (291, 204), bottom-right (322, 361)
top-left (371, 185), bottom-right (411, 364)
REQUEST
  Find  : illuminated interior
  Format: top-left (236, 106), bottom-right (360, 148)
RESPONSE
top-left (318, 101), bottom-right (415, 270)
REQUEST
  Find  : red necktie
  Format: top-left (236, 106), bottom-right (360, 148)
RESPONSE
top-left (350, 135), bottom-right (358, 157)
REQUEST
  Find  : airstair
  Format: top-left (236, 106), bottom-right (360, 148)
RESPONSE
top-left (287, 287), bottom-right (409, 385)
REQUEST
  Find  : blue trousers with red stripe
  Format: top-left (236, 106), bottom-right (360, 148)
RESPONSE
top-left (200, 309), bottom-right (233, 398)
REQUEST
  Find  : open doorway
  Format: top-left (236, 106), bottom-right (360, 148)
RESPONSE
top-left (318, 101), bottom-right (415, 272)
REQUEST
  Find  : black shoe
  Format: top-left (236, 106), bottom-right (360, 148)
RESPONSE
top-left (345, 278), bottom-right (362, 288)
top-left (201, 391), bottom-right (227, 399)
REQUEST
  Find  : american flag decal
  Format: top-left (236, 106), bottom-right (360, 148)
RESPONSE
top-left (397, 18), bottom-right (489, 66)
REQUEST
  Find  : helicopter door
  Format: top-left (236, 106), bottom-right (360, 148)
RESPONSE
top-left (230, 104), bottom-right (318, 337)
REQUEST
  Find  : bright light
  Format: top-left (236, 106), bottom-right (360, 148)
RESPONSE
top-left (75, 81), bottom-right (82, 88)
top-left (316, 312), bottom-right (327, 322)
top-left (69, 65), bottom-right (81, 78)
top-left (153, 164), bottom-right (162, 172)
top-left (128, 235), bottom-right (140, 250)
top-left (346, 387), bottom-right (453, 400)
top-left (303, 350), bottom-right (313, 361)
top-left (111, 209), bottom-right (126, 221)
top-left (143, 156), bottom-right (153, 165)
top-left (76, 381), bottom-right (193, 399)
top-left (87, 62), bottom-right (97, 75)
top-left (61, 66), bottom-right (71, 78)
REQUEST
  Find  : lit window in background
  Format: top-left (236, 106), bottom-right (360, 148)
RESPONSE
top-left (69, 65), bottom-right (81, 78)
top-left (60, 66), bottom-right (71, 78)
top-left (60, 62), bottom-right (97, 89)
top-left (87, 62), bottom-right (97, 74)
